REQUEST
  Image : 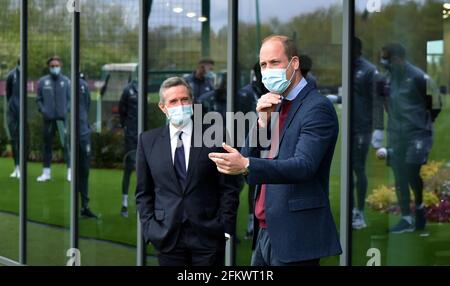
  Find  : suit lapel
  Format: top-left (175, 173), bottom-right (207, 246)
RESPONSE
top-left (184, 122), bottom-right (202, 193)
top-left (278, 83), bottom-right (314, 146)
top-left (158, 125), bottom-right (184, 193)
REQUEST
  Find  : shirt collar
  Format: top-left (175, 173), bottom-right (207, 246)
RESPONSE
top-left (169, 119), bottom-right (193, 139)
top-left (285, 77), bottom-right (308, 101)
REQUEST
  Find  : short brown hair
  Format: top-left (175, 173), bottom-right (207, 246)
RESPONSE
top-left (262, 35), bottom-right (299, 60)
top-left (47, 55), bottom-right (62, 66)
top-left (198, 58), bottom-right (215, 66)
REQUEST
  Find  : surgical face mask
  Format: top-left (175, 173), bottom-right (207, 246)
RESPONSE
top-left (380, 58), bottom-right (391, 71)
top-left (50, 66), bottom-right (61, 76)
top-left (261, 58), bottom-right (296, 95)
top-left (166, 104), bottom-right (193, 127)
top-left (205, 70), bottom-right (216, 81)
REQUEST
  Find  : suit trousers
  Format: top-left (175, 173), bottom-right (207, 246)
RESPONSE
top-left (157, 221), bottom-right (225, 266)
top-left (251, 228), bottom-right (320, 266)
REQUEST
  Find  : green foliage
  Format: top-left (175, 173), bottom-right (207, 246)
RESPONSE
top-left (90, 128), bottom-right (124, 169)
top-left (147, 102), bottom-right (166, 130)
top-left (355, 0), bottom-right (442, 70)
top-left (1, 0), bottom-right (445, 88)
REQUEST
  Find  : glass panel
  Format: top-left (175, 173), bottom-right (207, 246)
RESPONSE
top-left (237, 0), bottom-right (343, 266)
top-left (143, 0), bottom-right (229, 266)
top-left (352, 0), bottom-right (450, 266)
top-left (0, 0), bottom-right (20, 262)
top-left (26, 0), bottom-right (71, 265)
top-left (78, 0), bottom-right (138, 266)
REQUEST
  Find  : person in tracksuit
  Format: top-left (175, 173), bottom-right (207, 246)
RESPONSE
top-left (118, 80), bottom-right (138, 217)
top-left (36, 56), bottom-right (71, 182)
top-left (78, 75), bottom-right (97, 218)
top-left (5, 60), bottom-right (21, 178)
top-left (235, 62), bottom-right (268, 240)
top-left (184, 59), bottom-right (215, 102)
top-left (351, 38), bottom-right (385, 230)
top-left (377, 43), bottom-right (433, 233)
top-left (299, 54), bottom-right (317, 88)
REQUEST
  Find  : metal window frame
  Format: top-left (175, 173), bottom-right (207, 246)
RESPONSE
top-left (340, 0), bottom-right (354, 267)
top-left (226, 0), bottom-right (238, 266)
top-left (4, 0), bottom-right (355, 267)
top-left (19, 0), bottom-right (28, 266)
top-left (70, 1), bottom-right (81, 253)
top-left (137, 0), bottom-right (149, 267)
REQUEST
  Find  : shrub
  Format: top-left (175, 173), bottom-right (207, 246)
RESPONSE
top-left (366, 185), bottom-right (398, 212)
top-left (91, 129), bottom-right (124, 169)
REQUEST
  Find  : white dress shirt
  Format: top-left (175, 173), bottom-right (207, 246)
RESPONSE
top-left (169, 119), bottom-right (192, 171)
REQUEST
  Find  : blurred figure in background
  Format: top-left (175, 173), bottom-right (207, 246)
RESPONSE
top-left (299, 54), bottom-right (317, 88)
top-left (376, 43), bottom-right (434, 233)
top-left (5, 58), bottom-right (20, 179)
top-left (78, 73), bottom-right (97, 218)
top-left (197, 72), bottom-right (227, 118)
top-left (184, 59), bottom-right (215, 102)
top-left (236, 62), bottom-right (268, 240)
top-left (118, 79), bottom-right (138, 217)
top-left (36, 56), bottom-right (71, 183)
top-left (350, 37), bottom-right (384, 230)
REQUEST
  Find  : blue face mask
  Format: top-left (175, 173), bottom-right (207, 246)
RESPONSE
top-left (205, 71), bottom-right (216, 81)
top-left (50, 67), bottom-right (61, 76)
top-left (166, 104), bottom-right (193, 127)
top-left (380, 59), bottom-right (391, 71)
top-left (261, 58), bottom-right (296, 94)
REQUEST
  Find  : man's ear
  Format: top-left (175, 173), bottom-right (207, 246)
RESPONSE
top-left (158, 102), bottom-right (167, 116)
top-left (294, 56), bottom-right (300, 71)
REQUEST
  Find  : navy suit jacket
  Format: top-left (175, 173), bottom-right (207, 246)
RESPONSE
top-left (242, 82), bottom-right (342, 262)
top-left (136, 121), bottom-right (240, 253)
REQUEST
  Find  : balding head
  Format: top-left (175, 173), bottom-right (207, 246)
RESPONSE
top-left (259, 34), bottom-right (302, 95)
top-left (262, 35), bottom-right (299, 61)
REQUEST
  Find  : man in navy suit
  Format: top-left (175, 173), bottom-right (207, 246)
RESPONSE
top-left (135, 77), bottom-right (240, 266)
top-left (209, 35), bottom-right (342, 266)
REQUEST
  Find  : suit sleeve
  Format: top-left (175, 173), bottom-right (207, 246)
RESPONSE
top-left (246, 102), bottom-right (338, 185)
top-left (135, 133), bottom-right (155, 235)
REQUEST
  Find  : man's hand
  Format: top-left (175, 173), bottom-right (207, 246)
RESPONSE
top-left (208, 143), bottom-right (249, 175)
top-left (371, 129), bottom-right (384, 149)
top-left (256, 93), bottom-right (282, 128)
top-left (375, 147), bottom-right (387, 160)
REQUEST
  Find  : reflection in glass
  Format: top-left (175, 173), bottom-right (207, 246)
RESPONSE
top-left (350, 37), bottom-right (383, 231)
top-left (353, 0), bottom-right (450, 266)
top-left (144, 0), bottom-right (229, 265)
top-left (238, 0), bottom-right (343, 266)
top-left (27, 0), bottom-right (71, 265)
top-left (78, 0), bottom-right (138, 265)
top-left (0, 0), bottom-right (20, 261)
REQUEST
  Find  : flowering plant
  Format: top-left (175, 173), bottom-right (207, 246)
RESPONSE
top-left (367, 161), bottom-right (450, 223)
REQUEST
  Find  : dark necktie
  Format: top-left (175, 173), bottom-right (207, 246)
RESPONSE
top-left (174, 131), bottom-right (187, 189)
top-left (255, 99), bottom-right (293, 228)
